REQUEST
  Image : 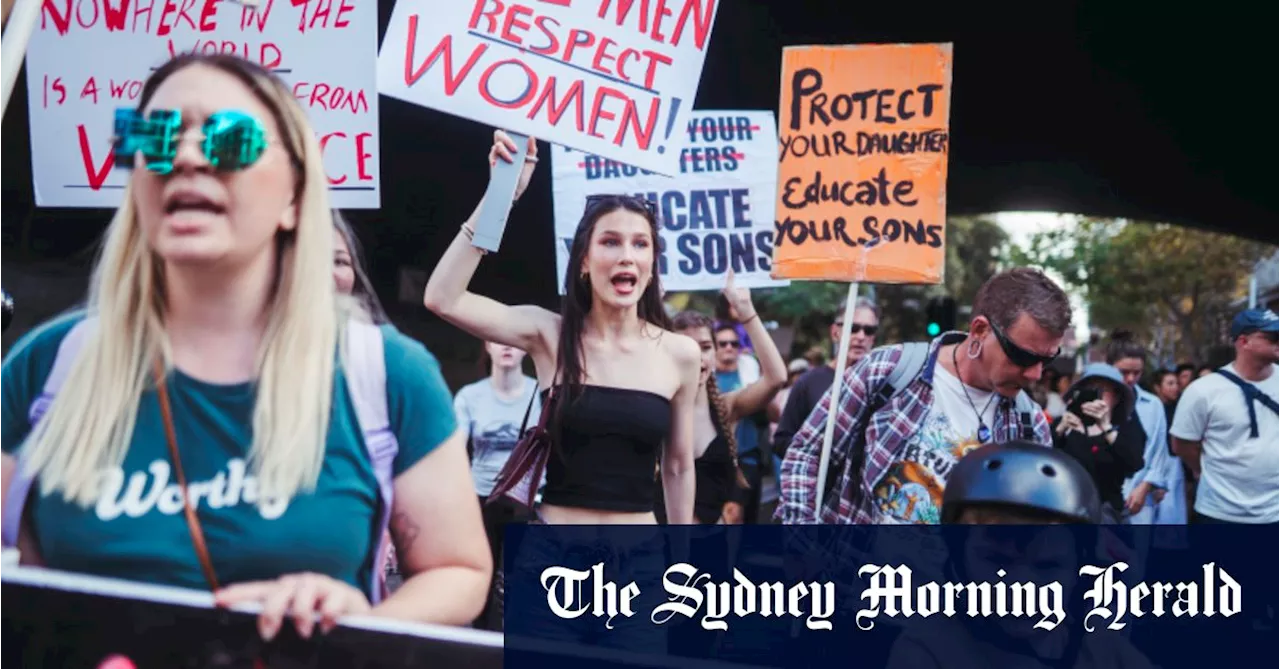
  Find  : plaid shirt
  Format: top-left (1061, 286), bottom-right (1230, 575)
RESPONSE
top-left (774, 332), bottom-right (1054, 525)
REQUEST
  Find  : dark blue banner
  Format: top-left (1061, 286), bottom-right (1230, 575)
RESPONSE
top-left (504, 525), bottom-right (1278, 668)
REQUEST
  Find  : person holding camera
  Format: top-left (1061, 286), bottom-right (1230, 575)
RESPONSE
top-left (1052, 363), bottom-right (1146, 523)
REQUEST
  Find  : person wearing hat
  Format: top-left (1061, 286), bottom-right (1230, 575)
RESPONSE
top-left (885, 444), bottom-right (1161, 669)
top-left (1051, 363), bottom-right (1146, 523)
top-left (942, 440), bottom-right (1102, 524)
top-left (1171, 308), bottom-right (1279, 525)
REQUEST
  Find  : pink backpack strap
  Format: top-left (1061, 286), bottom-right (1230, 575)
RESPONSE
top-left (3, 318), bottom-right (97, 548)
top-left (342, 319), bottom-right (399, 604)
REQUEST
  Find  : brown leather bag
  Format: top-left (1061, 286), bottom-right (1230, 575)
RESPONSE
top-left (154, 360), bottom-right (221, 591)
top-left (485, 387), bottom-right (554, 512)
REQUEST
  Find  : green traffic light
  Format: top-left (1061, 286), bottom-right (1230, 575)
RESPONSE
top-left (927, 322), bottom-right (941, 336)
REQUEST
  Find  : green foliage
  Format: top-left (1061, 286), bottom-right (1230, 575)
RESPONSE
top-left (1011, 219), bottom-right (1277, 365)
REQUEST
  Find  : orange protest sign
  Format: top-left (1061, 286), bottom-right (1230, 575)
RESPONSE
top-left (771, 44), bottom-right (953, 284)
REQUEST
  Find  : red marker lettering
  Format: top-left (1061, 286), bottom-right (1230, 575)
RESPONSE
top-left (318, 131), bottom-right (348, 185)
top-left (526, 76), bottom-right (585, 132)
top-left (468, 0), bottom-right (503, 32)
top-left (528, 15), bottom-right (560, 55)
top-left (639, 49), bottom-right (672, 89)
top-left (650, 0), bottom-right (672, 43)
top-left (334, 0), bottom-right (354, 27)
top-left (156, 0), bottom-right (178, 36)
top-left (42, 0), bottom-right (72, 36)
top-left (616, 47), bottom-right (640, 82)
top-left (587, 86), bottom-right (618, 140)
top-left (617, 95), bottom-right (659, 149)
top-left (500, 4), bottom-right (533, 44)
top-left (198, 0), bottom-right (219, 31)
top-left (355, 132), bottom-right (374, 181)
top-left (103, 0), bottom-right (129, 31)
top-left (403, 22), bottom-right (487, 94)
top-left (81, 77), bottom-right (100, 104)
top-left (477, 59), bottom-right (538, 110)
top-left (590, 36), bottom-right (619, 76)
top-left (78, 125), bottom-right (114, 190)
top-left (240, 0), bottom-right (273, 32)
top-left (671, 0), bottom-right (715, 49)
top-left (563, 28), bottom-right (595, 64)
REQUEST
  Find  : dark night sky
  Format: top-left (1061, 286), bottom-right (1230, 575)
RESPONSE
top-left (2, 0), bottom-right (1275, 341)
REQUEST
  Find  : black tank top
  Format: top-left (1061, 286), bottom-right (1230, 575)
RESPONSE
top-left (693, 435), bottom-right (736, 524)
top-left (541, 385), bottom-right (672, 513)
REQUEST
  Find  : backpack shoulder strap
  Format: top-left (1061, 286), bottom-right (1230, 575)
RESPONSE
top-left (342, 319), bottom-right (398, 604)
top-left (4, 317), bottom-right (96, 548)
top-left (1215, 368), bottom-right (1278, 438)
top-left (822, 342), bottom-right (931, 506)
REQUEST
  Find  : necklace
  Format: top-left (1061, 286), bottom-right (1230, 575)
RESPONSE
top-left (951, 343), bottom-right (998, 443)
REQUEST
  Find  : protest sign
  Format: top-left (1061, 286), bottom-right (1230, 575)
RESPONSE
top-left (25, 0), bottom-right (380, 208)
top-left (377, 0), bottom-right (719, 177)
top-left (551, 110), bottom-right (786, 293)
top-left (772, 44), bottom-right (953, 284)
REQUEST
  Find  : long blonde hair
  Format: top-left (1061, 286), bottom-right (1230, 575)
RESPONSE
top-left (22, 54), bottom-right (341, 507)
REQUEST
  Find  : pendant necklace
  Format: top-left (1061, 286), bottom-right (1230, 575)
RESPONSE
top-left (952, 343), bottom-right (998, 443)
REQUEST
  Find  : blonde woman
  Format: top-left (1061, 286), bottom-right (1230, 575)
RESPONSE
top-left (0, 54), bottom-right (490, 638)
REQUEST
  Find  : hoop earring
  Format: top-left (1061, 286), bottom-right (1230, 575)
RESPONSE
top-left (966, 337), bottom-right (983, 360)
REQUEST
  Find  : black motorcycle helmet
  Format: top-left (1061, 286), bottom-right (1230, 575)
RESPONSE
top-left (942, 441), bottom-right (1102, 524)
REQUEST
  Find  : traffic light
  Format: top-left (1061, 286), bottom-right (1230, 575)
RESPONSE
top-left (926, 296), bottom-right (957, 337)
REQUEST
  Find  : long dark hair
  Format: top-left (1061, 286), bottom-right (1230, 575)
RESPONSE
top-left (551, 195), bottom-right (671, 442)
top-left (672, 311), bottom-right (749, 489)
top-left (333, 210), bottom-right (388, 324)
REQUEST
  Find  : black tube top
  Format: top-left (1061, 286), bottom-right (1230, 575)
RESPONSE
top-left (541, 385), bottom-right (671, 513)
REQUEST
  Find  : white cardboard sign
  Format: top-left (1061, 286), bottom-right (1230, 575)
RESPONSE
top-left (552, 110), bottom-right (788, 293)
top-left (25, 0), bottom-right (380, 208)
top-left (377, 0), bottom-right (719, 177)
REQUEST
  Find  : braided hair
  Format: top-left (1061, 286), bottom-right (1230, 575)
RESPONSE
top-left (672, 310), bottom-right (749, 489)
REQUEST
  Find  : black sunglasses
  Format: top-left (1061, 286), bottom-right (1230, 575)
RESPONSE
top-left (585, 193), bottom-right (658, 218)
top-left (988, 319), bottom-right (1060, 368)
top-left (835, 322), bottom-right (878, 336)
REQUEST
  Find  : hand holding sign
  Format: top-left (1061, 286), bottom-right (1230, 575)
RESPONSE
top-left (487, 129), bottom-right (539, 202)
top-left (721, 269), bottom-right (757, 323)
top-left (215, 572), bottom-right (372, 641)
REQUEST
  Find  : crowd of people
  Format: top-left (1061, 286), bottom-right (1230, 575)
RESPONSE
top-left (0, 54), bottom-right (1275, 654)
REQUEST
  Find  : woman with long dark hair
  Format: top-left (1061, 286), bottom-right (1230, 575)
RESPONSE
top-left (423, 131), bottom-right (698, 527)
top-left (663, 276), bottom-right (787, 525)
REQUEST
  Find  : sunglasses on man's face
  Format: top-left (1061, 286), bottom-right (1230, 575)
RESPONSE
top-left (113, 108), bottom-right (269, 174)
top-left (835, 322), bottom-right (878, 336)
top-left (988, 319), bottom-right (1060, 368)
top-left (584, 193), bottom-right (658, 218)
top-left (716, 339), bottom-right (740, 350)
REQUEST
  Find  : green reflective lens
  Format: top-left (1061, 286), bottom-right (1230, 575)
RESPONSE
top-left (203, 110), bottom-right (267, 172)
top-left (113, 108), bottom-right (181, 173)
top-left (112, 107), bottom-right (268, 174)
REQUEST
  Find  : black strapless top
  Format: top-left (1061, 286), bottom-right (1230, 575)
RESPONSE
top-left (693, 434), bottom-right (737, 524)
top-left (541, 385), bottom-right (672, 513)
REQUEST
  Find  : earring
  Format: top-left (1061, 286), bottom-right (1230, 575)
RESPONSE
top-left (966, 337), bottom-right (983, 360)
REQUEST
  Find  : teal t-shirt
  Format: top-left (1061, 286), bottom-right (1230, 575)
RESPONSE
top-left (1, 313), bottom-right (458, 598)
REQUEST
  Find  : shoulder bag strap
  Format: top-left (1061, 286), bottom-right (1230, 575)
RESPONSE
top-left (153, 359), bottom-right (221, 592)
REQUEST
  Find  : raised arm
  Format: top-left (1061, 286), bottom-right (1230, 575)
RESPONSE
top-left (422, 131), bottom-right (559, 367)
top-left (719, 272), bottom-right (787, 423)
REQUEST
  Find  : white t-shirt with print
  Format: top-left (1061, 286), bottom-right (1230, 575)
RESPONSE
top-left (1170, 363), bottom-right (1279, 523)
top-left (871, 365), bottom-right (997, 525)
